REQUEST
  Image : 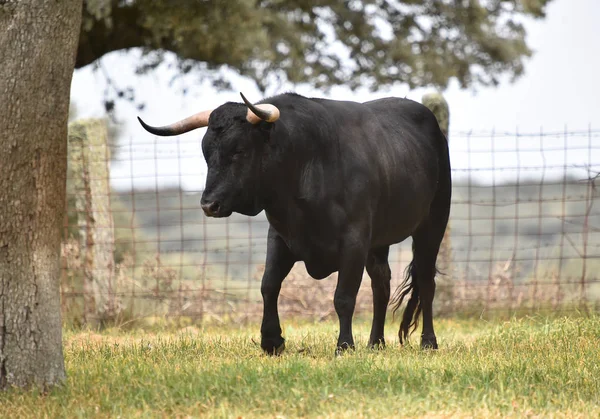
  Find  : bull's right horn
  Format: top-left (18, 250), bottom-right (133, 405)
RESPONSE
top-left (240, 92), bottom-right (280, 124)
top-left (137, 109), bottom-right (212, 136)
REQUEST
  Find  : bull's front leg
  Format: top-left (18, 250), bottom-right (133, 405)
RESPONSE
top-left (334, 231), bottom-right (369, 354)
top-left (260, 227), bottom-right (296, 355)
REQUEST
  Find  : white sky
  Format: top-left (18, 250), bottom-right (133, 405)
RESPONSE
top-left (71, 0), bottom-right (600, 190)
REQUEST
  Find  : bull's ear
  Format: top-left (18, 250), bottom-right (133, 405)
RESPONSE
top-left (240, 92), bottom-right (280, 124)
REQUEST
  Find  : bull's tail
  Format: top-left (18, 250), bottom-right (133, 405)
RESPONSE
top-left (391, 259), bottom-right (421, 344)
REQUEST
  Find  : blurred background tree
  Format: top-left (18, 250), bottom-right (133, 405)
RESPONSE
top-left (77, 0), bottom-right (553, 104)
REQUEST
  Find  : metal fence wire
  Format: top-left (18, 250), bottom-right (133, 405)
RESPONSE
top-left (60, 125), bottom-right (600, 326)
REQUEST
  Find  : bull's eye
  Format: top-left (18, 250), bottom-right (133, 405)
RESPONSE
top-left (231, 150), bottom-right (244, 161)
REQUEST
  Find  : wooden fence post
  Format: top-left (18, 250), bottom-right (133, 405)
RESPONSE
top-left (422, 92), bottom-right (454, 313)
top-left (67, 119), bottom-right (118, 326)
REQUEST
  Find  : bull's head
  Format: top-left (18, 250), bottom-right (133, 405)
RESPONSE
top-left (138, 93), bottom-right (280, 218)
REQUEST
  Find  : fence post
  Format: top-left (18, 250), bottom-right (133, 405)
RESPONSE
top-left (422, 92), bottom-right (450, 138)
top-left (67, 119), bottom-right (118, 326)
top-left (422, 92), bottom-right (453, 313)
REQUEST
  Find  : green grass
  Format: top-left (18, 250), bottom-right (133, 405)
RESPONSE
top-left (1, 316), bottom-right (599, 418)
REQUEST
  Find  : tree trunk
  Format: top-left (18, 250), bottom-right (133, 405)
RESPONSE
top-left (0, 0), bottom-right (83, 389)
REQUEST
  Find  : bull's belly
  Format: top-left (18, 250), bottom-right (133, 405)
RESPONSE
top-left (283, 217), bottom-right (418, 278)
top-left (371, 226), bottom-right (413, 248)
top-left (370, 195), bottom-right (434, 246)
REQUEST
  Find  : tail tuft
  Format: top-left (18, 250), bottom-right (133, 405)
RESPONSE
top-left (391, 260), bottom-right (421, 344)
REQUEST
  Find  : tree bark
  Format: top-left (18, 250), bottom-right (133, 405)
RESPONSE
top-left (0, 0), bottom-right (83, 389)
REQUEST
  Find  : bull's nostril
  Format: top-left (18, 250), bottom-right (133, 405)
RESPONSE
top-left (201, 201), bottom-right (221, 216)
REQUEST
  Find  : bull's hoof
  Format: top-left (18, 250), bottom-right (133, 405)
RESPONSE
top-left (261, 336), bottom-right (285, 356)
top-left (421, 334), bottom-right (438, 350)
top-left (368, 338), bottom-right (386, 350)
top-left (335, 342), bottom-right (355, 357)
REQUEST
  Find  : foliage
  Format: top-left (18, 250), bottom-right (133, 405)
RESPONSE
top-left (77, 0), bottom-right (554, 96)
top-left (0, 316), bottom-right (599, 417)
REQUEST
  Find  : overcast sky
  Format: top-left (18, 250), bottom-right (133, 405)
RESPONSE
top-left (71, 0), bottom-right (600, 190)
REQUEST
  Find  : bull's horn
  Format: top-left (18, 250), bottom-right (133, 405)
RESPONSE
top-left (240, 92), bottom-right (280, 124)
top-left (137, 109), bottom-right (212, 136)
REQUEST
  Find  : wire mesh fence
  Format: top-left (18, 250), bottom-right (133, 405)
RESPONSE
top-left (61, 123), bottom-right (600, 327)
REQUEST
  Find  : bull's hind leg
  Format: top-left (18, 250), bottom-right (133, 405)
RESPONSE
top-left (410, 225), bottom-right (444, 349)
top-left (260, 227), bottom-right (296, 355)
top-left (366, 246), bottom-right (391, 348)
top-left (396, 192), bottom-right (450, 348)
top-left (409, 181), bottom-right (451, 349)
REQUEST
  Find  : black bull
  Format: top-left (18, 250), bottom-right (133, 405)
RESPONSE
top-left (138, 92), bottom-right (451, 354)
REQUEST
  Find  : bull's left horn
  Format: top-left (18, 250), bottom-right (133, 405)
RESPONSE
top-left (240, 92), bottom-right (280, 124)
top-left (137, 109), bottom-right (212, 136)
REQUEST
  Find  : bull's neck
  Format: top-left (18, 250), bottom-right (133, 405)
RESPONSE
top-left (261, 117), bottom-right (337, 225)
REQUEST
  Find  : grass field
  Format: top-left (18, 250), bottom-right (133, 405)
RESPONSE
top-left (1, 315), bottom-right (599, 418)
